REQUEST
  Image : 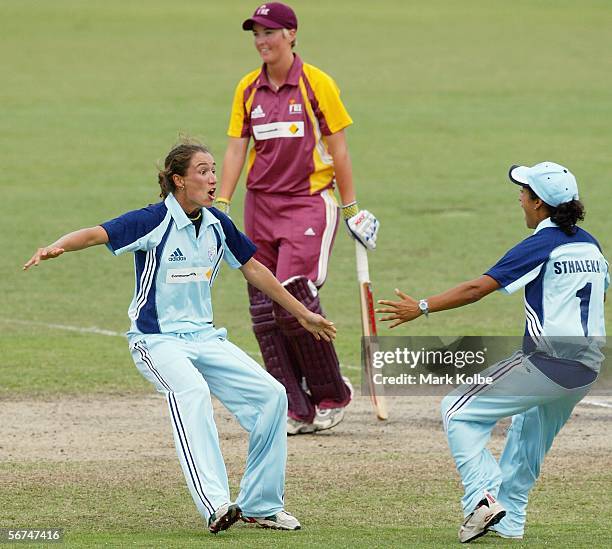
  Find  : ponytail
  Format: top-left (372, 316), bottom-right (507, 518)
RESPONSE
top-left (526, 187), bottom-right (585, 235)
top-left (158, 168), bottom-right (174, 199)
top-left (549, 200), bottom-right (585, 236)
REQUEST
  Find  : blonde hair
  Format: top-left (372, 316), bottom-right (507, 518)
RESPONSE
top-left (281, 28), bottom-right (297, 49)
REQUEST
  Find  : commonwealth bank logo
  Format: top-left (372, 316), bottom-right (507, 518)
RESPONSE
top-left (168, 248), bottom-right (187, 262)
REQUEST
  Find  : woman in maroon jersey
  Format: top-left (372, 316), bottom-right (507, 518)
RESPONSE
top-left (215, 2), bottom-right (379, 435)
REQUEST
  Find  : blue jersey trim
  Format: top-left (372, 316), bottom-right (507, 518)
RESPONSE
top-left (525, 258), bottom-right (547, 333)
top-left (135, 221), bottom-right (173, 333)
top-left (208, 207), bottom-right (257, 265)
top-left (529, 352), bottom-right (597, 389)
top-left (101, 202), bottom-right (168, 253)
top-left (485, 226), bottom-right (600, 292)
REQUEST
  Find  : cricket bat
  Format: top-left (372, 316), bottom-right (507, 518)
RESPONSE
top-left (355, 241), bottom-right (388, 420)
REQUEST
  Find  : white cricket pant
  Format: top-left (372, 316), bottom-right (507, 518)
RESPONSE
top-left (441, 351), bottom-right (593, 537)
top-left (129, 326), bottom-right (288, 520)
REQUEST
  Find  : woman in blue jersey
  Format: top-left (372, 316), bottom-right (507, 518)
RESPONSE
top-left (24, 139), bottom-right (337, 533)
top-left (377, 162), bottom-right (608, 543)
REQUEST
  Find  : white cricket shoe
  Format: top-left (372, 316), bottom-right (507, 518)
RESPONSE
top-left (243, 510), bottom-right (301, 530)
top-left (313, 407), bottom-right (345, 432)
top-left (287, 417), bottom-right (315, 436)
top-left (208, 502), bottom-right (241, 534)
top-left (459, 491), bottom-right (506, 543)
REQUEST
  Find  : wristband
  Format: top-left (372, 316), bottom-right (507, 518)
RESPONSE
top-left (213, 197), bottom-right (231, 214)
top-left (342, 201), bottom-right (359, 220)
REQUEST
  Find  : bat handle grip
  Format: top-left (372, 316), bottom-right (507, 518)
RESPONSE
top-left (355, 240), bottom-right (370, 282)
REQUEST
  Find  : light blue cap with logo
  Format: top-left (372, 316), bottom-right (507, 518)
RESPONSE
top-left (508, 161), bottom-right (579, 207)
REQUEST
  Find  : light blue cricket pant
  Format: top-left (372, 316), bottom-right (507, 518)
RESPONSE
top-left (441, 351), bottom-right (593, 537)
top-left (129, 326), bottom-right (288, 520)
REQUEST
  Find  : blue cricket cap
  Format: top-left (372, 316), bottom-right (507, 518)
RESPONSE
top-left (508, 161), bottom-right (579, 207)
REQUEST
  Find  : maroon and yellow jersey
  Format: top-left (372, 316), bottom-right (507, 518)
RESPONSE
top-left (227, 54), bottom-right (353, 196)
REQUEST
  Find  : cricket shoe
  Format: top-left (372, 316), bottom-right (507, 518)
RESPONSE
top-left (312, 376), bottom-right (353, 432)
top-left (489, 526), bottom-right (523, 540)
top-left (208, 503), bottom-right (242, 534)
top-left (287, 417), bottom-right (316, 436)
top-left (243, 510), bottom-right (301, 530)
top-left (458, 491), bottom-right (506, 543)
top-left (313, 406), bottom-right (345, 432)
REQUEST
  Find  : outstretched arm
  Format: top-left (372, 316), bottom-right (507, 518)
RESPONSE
top-left (23, 226), bottom-right (109, 270)
top-left (239, 258), bottom-right (337, 342)
top-left (376, 275), bottom-right (501, 328)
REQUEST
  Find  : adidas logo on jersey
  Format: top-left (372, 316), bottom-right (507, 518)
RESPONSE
top-left (168, 248), bottom-right (187, 262)
top-left (304, 227), bottom-right (316, 236)
top-left (251, 104), bottom-right (266, 119)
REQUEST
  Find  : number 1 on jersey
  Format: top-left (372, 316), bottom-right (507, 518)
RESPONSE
top-left (575, 282), bottom-right (592, 336)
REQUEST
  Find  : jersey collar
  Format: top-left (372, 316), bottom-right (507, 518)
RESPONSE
top-left (165, 193), bottom-right (221, 230)
top-left (257, 54), bottom-right (303, 90)
top-left (201, 207), bottom-right (222, 229)
top-left (533, 217), bottom-right (558, 235)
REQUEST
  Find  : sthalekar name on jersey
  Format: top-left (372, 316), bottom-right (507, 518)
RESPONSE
top-left (553, 259), bottom-right (604, 274)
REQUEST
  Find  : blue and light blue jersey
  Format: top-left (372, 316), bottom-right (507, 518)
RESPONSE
top-left (486, 218), bottom-right (608, 370)
top-left (101, 193), bottom-right (256, 337)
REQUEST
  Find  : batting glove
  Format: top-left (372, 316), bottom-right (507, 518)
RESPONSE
top-left (213, 197), bottom-right (231, 214)
top-left (343, 202), bottom-right (379, 250)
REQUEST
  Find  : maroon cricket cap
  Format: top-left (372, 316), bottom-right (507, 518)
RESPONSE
top-left (242, 2), bottom-right (298, 31)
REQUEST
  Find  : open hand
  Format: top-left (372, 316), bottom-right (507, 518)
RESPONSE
top-left (376, 289), bottom-right (421, 328)
top-left (23, 247), bottom-right (65, 270)
top-left (298, 312), bottom-right (337, 342)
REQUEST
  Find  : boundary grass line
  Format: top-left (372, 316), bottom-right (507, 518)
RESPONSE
top-left (1, 318), bottom-right (124, 337)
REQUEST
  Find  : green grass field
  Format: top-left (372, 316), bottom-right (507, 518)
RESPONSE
top-left (1, 0), bottom-right (611, 546)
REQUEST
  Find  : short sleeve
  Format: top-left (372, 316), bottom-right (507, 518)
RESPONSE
top-left (485, 233), bottom-right (554, 294)
top-left (303, 65), bottom-right (353, 136)
top-left (100, 203), bottom-right (168, 255)
top-left (227, 83), bottom-right (248, 138)
top-left (208, 208), bottom-right (256, 268)
top-left (227, 72), bottom-right (259, 139)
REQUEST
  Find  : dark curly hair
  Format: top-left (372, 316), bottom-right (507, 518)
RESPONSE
top-left (527, 186), bottom-right (585, 235)
top-left (158, 138), bottom-right (210, 199)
